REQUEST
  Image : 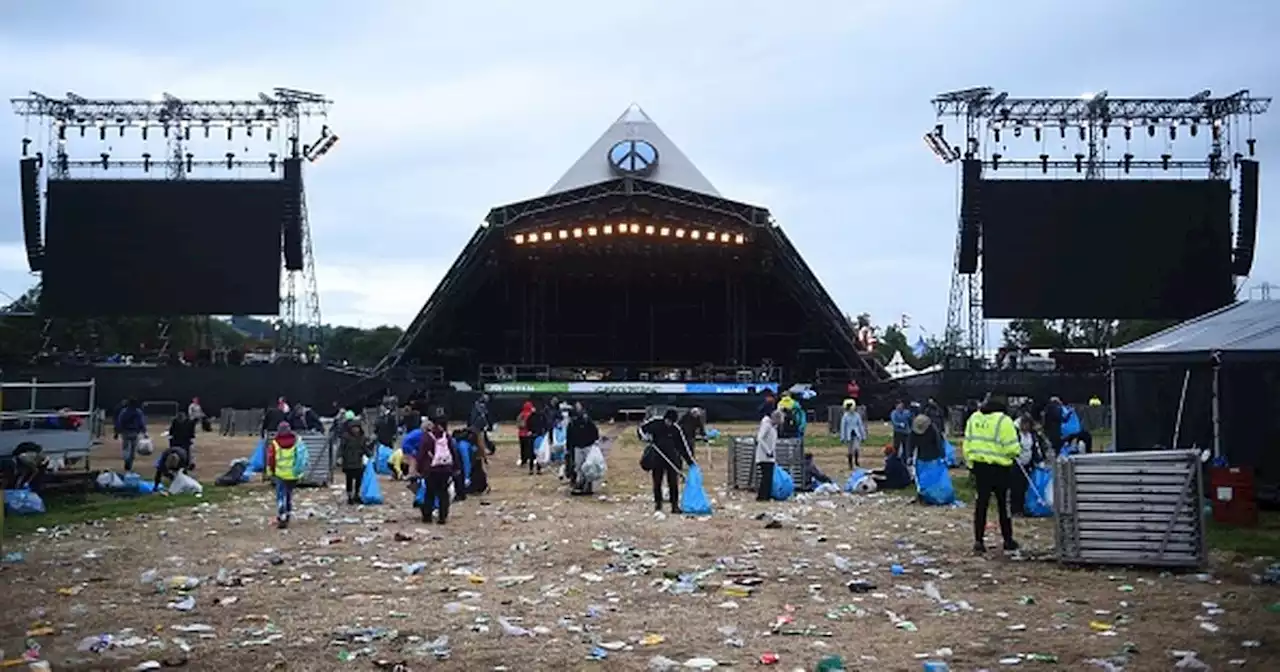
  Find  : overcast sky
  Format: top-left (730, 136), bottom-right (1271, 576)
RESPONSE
top-left (1, 0), bottom-right (1277, 339)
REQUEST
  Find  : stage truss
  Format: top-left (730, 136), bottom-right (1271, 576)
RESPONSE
top-left (927, 87), bottom-right (1272, 366)
top-left (9, 88), bottom-right (334, 358)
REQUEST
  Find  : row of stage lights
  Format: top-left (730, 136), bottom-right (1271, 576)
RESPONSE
top-left (512, 224), bottom-right (748, 246)
top-left (55, 118), bottom-right (283, 142)
top-left (990, 118), bottom-right (1232, 143)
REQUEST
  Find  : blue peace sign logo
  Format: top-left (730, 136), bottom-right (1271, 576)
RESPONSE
top-left (608, 140), bottom-right (659, 176)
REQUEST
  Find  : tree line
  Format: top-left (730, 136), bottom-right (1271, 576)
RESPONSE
top-left (0, 283), bottom-right (403, 368)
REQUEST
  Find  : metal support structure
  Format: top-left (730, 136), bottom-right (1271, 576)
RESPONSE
top-left (9, 88), bottom-right (333, 361)
top-left (930, 87), bottom-right (1272, 366)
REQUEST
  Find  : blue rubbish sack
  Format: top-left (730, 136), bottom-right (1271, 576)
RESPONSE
top-left (771, 464), bottom-right (795, 501)
top-left (915, 458), bottom-right (956, 506)
top-left (137, 481), bottom-right (159, 494)
top-left (943, 439), bottom-right (959, 467)
top-left (705, 428), bottom-right (721, 440)
top-left (681, 463), bottom-right (713, 515)
top-left (247, 438), bottom-right (267, 472)
top-left (843, 469), bottom-right (869, 493)
top-left (4, 489), bottom-right (46, 515)
top-left (458, 440), bottom-right (473, 482)
top-left (374, 444), bottom-right (394, 475)
top-left (1024, 465), bottom-right (1054, 517)
top-left (359, 461), bottom-right (384, 505)
top-left (413, 477), bottom-right (444, 509)
top-left (122, 472), bottom-right (142, 491)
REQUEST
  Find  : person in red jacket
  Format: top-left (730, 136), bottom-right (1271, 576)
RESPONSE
top-left (517, 400), bottom-right (536, 469)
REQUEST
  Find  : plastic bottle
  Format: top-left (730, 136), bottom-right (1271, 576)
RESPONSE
top-left (922, 662), bottom-right (950, 672)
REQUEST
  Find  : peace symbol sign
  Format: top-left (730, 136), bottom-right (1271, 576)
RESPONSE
top-left (608, 139), bottom-right (659, 176)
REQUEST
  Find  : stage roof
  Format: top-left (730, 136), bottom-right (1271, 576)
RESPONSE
top-left (547, 104), bottom-right (720, 197)
top-left (1113, 301), bottom-right (1280, 364)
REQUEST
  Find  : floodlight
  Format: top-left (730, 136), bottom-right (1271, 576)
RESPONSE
top-left (691, 231), bottom-right (701, 240)
top-left (603, 224), bottom-right (613, 235)
top-left (542, 232), bottom-right (552, 241)
top-left (675, 229), bottom-right (686, 238)
top-left (734, 234), bottom-right (745, 244)
top-left (645, 225), bottom-right (655, 235)
top-left (572, 228), bottom-right (583, 238)
top-left (659, 227), bottom-right (670, 236)
top-left (719, 233), bottom-right (730, 243)
top-left (629, 223), bottom-right (639, 234)
top-left (558, 230), bottom-right (569, 240)
top-left (587, 227), bottom-right (598, 236)
top-left (514, 234), bottom-right (525, 244)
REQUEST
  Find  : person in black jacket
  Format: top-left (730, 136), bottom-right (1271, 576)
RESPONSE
top-left (677, 408), bottom-right (705, 460)
top-left (1041, 397), bottom-right (1063, 452)
top-left (374, 411), bottom-right (398, 451)
top-left (566, 403), bottom-right (600, 495)
top-left (262, 403), bottom-right (286, 438)
top-left (640, 410), bottom-right (693, 513)
top-left (339, 423), bottom-right (374, 504)
top-left (168, 411), bottom-right (198, 469)
top-left (907, 415), bottom-right (943, 465)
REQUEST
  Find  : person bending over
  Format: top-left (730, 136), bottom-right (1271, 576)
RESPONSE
top-left (153, 445), bottom-right (190, 492)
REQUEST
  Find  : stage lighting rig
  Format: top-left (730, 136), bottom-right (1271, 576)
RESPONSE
top-left (931, 87), bottom-right (1270, 180)
top-left (11, 87), bottom-right (332, 177)
top-left (928, 85), bottom-right (1272, 369)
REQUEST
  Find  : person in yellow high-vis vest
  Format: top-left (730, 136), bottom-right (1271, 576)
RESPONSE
top-left (963, 393), bottom-right (1021, 554)
top-left (266, 421), bottom-right (310, 529)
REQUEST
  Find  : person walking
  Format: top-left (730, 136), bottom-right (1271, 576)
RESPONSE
top-left (114, 398), bottom-right (148, 473)
top-left (566, 403), bottom-right (600, 495)
top-left (839, 401), bottom-right (866, 469)
top-left (755, 410), bottom-right (781, 501)
top-left (340, 421), bottom-right (374, 505)
top-left (469, 394), bottom-right (495, 455)
top-left (963, 394), bottom-right (1021, 554)
top-left (266, 421), bottom-right (309, 529)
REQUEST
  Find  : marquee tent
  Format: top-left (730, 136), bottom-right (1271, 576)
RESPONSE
top-left (1111, 301), bottom-right (1280, 498)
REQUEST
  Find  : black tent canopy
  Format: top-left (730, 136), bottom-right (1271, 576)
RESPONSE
top-left (1112, 301), bottom-right (1280, 497)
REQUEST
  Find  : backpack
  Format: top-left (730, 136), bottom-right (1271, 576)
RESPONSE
top-left (429, 434), bottom-right (454, 468)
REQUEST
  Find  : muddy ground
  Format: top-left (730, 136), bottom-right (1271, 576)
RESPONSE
top-left (1, 422), bottom-right (1277, 671)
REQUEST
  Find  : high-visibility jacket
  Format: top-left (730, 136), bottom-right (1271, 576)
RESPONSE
top-left (269, 440), bottom-right (300, 481)
top-left (963, 410), bottom-right (1020, 467)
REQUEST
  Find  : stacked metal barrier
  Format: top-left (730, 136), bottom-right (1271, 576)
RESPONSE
top-left (219, 408), bottom-right (266, 437)
top-left (297, 431), bottom-right (333, 487)
top-left (726, 436), bottom-right (804, 490)
top-left (1055, 449), bottom-right (1207, 569)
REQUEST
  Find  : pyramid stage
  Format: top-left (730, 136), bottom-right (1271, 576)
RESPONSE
top-left (364, 106), bottom-right (888, 418)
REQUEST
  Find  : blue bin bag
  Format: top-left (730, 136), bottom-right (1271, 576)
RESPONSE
top-left (374, 444), bottom-right (394, 475)
top-left (915, 458), bottom-right (956, 506)
top-left (771, 464), bottom-right (795, 501)
top-left (122, 472), bottom-right (143, 491)
top-left (359, 461), bottom-right (384, 505)
top-left (137, 481), bottom-right (159, 495)
top-left (4, 489), bottom-right (46, 515)
top-left (457, 440), bottom-right (473, 483)
top-left (414, 477), bottom-right (445, 509)
top-left (681, 464), bottom-right (713, 515)
top-left (843, 469), bottom-right (870, 493)
top-left (247, 438), bottom-right (268, 473)
top-left (943, 439), bottom-right (960, 468)
top-left (1024, 466), bottom-right (1054, 518)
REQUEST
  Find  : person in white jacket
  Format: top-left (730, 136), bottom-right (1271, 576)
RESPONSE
top-left (755, 410), bottom-right (782, 501)
top-left (839, 401), bottom-right (867, 469)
